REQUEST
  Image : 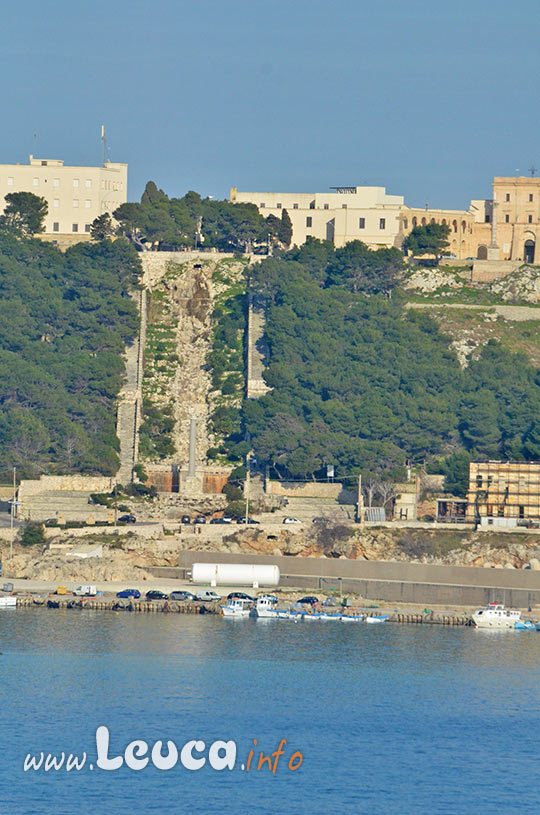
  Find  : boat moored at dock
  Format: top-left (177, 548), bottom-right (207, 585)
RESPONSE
top-left (472, 603), bottom-right (533, 630)
top-left (221, 598), bottom-right (253, 617)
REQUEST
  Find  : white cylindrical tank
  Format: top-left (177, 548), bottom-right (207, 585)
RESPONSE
top-left (191, 562), bottom-right (280, 588)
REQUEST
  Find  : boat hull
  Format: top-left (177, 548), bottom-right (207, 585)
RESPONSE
top-left (0, 597), bottom-right (17, 608)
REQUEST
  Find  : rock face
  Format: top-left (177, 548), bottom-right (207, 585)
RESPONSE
top-left (489, 266), bottom-right (540, 303)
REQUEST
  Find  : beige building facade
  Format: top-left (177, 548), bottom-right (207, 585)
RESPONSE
top-left (232, 176), bottom-right (540, 263)
top-left (0, 155), bottom-right (128, 239)
top-left (466, 460), bottom-right (540, 528)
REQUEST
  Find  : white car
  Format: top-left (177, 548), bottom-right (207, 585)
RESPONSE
top-left (282, 517), bottom-right (302, 524)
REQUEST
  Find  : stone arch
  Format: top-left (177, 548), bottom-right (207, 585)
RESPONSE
top-left (430, 218), bottom-right (436, 224)
top-left (442, 218), bottom-right (447, 225)
top-left (452, 220), bottom-right (458, 233)
top-left (524, 239), bottom-right (535, 264)
top-left (461, 220), bottom-right (466, 233)
top-left (421, 217), bottom-right (426, 226)
top-left (412, 216), bottom-right (417, 227)
top-left (477, 244), bottom-right (488, 260)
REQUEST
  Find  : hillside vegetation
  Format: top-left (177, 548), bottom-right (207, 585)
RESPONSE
top-left (0, 234), bottom-right (139, 478)
top-left (242, 241), bottom-right (540, 484)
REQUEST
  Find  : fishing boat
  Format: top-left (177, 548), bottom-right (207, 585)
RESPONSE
top-left (472, 602), bottom-right (527, 630)
top-left (365, 615), bottom-right (388, 624)
top-left (251, 595), bottom-right (279, 618)
top-left (340, 614), bottom-right (364, 622)
top-left (515, 619), bottom-right (536, 630)
top-left (0, 596), bottom-right (16, 608)
top-left (318, 612), bottom-right (342, 621)
top-left (221, 598), bottom-right (252, 617)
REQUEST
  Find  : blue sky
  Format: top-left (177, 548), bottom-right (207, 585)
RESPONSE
top-left (1, 0), bottom-right (540, 209)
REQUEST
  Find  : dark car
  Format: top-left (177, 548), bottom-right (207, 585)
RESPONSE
top-left (236, 517), bottom-right (260, 524)
top-left (169, 590), bottom-right (198, 602)
top-left (193, 515), bottom-right (206, 524)
top-left (181, 515), bottom-right (191, 524)
top-left (298, 596), bottom-right (319, 606)
top-left (119, 514), bottom-right (136, 524)
top-left (210, 518), bottom-right (228, 524)
top-left (227, 591), bottom-right (255, 601)
top-left (145, 590), bottom-right (169, 601)
top-left (116, 588), bottom-right (141, 599)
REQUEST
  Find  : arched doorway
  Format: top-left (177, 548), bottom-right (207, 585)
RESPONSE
top-left (477, 245), bottom-right (488, 259)
top-left (524, 240), bottom-right (535, 264)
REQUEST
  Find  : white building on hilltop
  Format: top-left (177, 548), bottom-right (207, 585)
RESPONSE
top-left (231, 185), bottom-right (405, 249)
top-left (0, 155), bottom-right (127, 242)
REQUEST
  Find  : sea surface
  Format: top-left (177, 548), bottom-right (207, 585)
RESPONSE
top-left (1, 608), bottom-right (540, 814)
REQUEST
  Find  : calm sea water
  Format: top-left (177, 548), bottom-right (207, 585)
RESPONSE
top-left (1, 608), bottom-right (540, 814)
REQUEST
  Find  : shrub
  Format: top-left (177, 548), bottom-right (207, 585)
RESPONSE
top-left (223, 482), bottom-right (243, 501)
top-left (19, 521), bottom-right (46, 547)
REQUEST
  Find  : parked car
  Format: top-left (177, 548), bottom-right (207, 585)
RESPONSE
top-left (55, 586), bottom-right (68, 595)
top-left (181, 515), bottom-right (191, 524)
top-left (169, 590), bottom-right (198, 601)
top-left (298, 596), bottom-right (319, 606)
top-left (145, 590), bottom-right (169, 601)
top-left (210, 518), bottom-right (229, 524)
top-left (227, 591), bottom-right (254, 601)
top-left (236, 517), bottom-right (260, 524)
top-left (282, 517), bottom-right (302, 524)
top-left (119, 514), bottom-right (136, 524)
top-left (196, 589), bottom-right (221, 602)
top-left (193, 515), bottom-right (206, 524)
top-left (116, 588), bottom-right (141, 599)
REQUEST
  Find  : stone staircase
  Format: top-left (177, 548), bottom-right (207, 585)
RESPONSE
top-left (116, 290), bottom-right (146, 485)
top-left (21, 491), bottom-right (111, 523)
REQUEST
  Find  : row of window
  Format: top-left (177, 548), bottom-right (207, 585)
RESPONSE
top-left (50, 199), bottom-right (93, 209)
top-left (305, 216), bottom-right (386, 230)
top-left (7, 177), bottom-right (93, 189)
top-left (503, 193), bottom-right (535, 202)
top-left (52, 223), bottom-right (92, 233)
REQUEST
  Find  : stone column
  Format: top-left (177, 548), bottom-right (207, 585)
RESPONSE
top-left (487, 199), bottom-right (500, 260)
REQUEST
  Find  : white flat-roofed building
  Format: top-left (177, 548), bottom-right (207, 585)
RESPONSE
top-left (0, 155), bottom-right (128, 240)
top-left (231, 185), bottom-right (405, 249)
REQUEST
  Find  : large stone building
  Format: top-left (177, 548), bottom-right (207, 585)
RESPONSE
top-left (232, 175), bottom-right (540, 263)
top-left (466, 460), bottom-right (540, 528)
top-left (0, 155), bottom-right (128, 241)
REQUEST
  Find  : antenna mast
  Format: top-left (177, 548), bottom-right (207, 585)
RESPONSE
top-left (101, 125), bottom-right (107, 165)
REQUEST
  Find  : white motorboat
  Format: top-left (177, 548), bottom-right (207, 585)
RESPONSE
top-left (221, 598), bottom-right (252, 617)
top-left (251, 594), bottom-right (279, 618)
top-left (340, 614), bottom-right (364, 622)
top-left (0, 596), bottom-right (17, 608)
top-left (365, 615), bottom-right (388, 624)
top-left (472, 602), bottom-right (523, 629)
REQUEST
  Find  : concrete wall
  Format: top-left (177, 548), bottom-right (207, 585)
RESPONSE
top-left (18, 475), bottom-right (113, 498)
top-left (266, 481), bottom-right (345, 499)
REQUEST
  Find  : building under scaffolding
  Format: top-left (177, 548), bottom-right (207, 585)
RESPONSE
top-left (466, 460), bottom-right (540, 528)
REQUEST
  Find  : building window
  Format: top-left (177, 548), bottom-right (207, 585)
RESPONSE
top-left (306, 216), bottom-right (312, 227)
top-left (72, 223), bottom-right (78, 233)
top-left (309, 201), bottom-right (315, 209)
top-left (359, 218), bottom-right (365, 229)
top-left (53, 199), bottom-right (59, 208)
top-left (85, 200), bottom-right (91, 208)
top-left (505, 214), bottom-right (510, 223)
top-left (53, 222), bottom-right (59, 232)
top-left (505, 193), bottom-right (510, 201)
top-left (7, 177), bottom-right (13, 186)
top-left (73, 199), bottom-right (79, 208)
top-left (324, 203), bottom-right (329, 210)
top-left (403, 218), bottom-right (408, 230)
top-left (85, 224), bottom-right (91, 233)
top-left (476, 475), bottom-right (483, 487)
top-left (85, 179), bottom-right (92, 188)
top-left (277, 203), bottom-right (282, 209)
top-left (41, 160), bottom-right (47, 166)
top-left (73, 179), bottom-right (79, 188)
top-left (293, 203), bottom-right (298, 209)
top-left (498, 505), bottom-right (505, 517)
top-left (342, 204), bottom-right (347, 209)
top-left (529, 215), bottom-right (533, 223)
top-left (259, 203), bottom-right (265, 208)
top-left (53, 178), bottom-right (60, 188)
top-left (33, 178), bottom-right (39, 187)
top-left (379, 218), bottom-right (386, 230)
top-left (485, 215), bottom-right (490, 223)
top-left (530, 193), bottom-right (534, 202)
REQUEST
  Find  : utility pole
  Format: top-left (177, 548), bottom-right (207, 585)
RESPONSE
top-left (244, 453), bottom-right (251, 522)
top-left (114, 482), bottom-right (118, 529)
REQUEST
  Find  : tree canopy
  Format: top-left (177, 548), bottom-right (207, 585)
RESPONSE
top-left (0, 192), bottom-right (48, 236)
top-left (402, 223), bottom-right (450, 260)
top-left (0, 234), bottom-right (140, 478)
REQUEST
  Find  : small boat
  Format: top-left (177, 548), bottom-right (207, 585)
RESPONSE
top-left (515, 619), bottom-right (536, 630)
top-left (340, 614), bottom-right (364, 622)
top-left (318, 612), bottom-right (342, 621)
top-left (472, 602), bottom-right (524, 630)
top-left (365, 615), bottom-right (388, 624)
top-left (221, 598), bottom-right (252, 617)
top-left (0, 596), bottom-right (17, 608)
top-left (251, 595), bottom-right (279, 618)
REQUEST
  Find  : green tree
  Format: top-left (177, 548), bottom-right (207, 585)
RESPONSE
top-left (278, 209), bottom-right (293, 247)
top-left (0, 192), bottom-right (48, 235)
top-left (141, 181), bottom-right (168, 206)
top-left (326, 240), bottom-right (404, 294)
top-left (402, 223), bottom-right (451, 262)
top-left (441, 451), bottom-right (471, 497)
top-left (90, 213), bottom-right (115, 241)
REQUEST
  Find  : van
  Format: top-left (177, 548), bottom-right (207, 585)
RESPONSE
top-left (196, 589), bottom-right (221, 602)
top-left (73, 584), bottom-right (97, 597)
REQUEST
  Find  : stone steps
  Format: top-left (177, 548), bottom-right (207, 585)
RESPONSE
top-left (20, 491), bottom-right (111, 522)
